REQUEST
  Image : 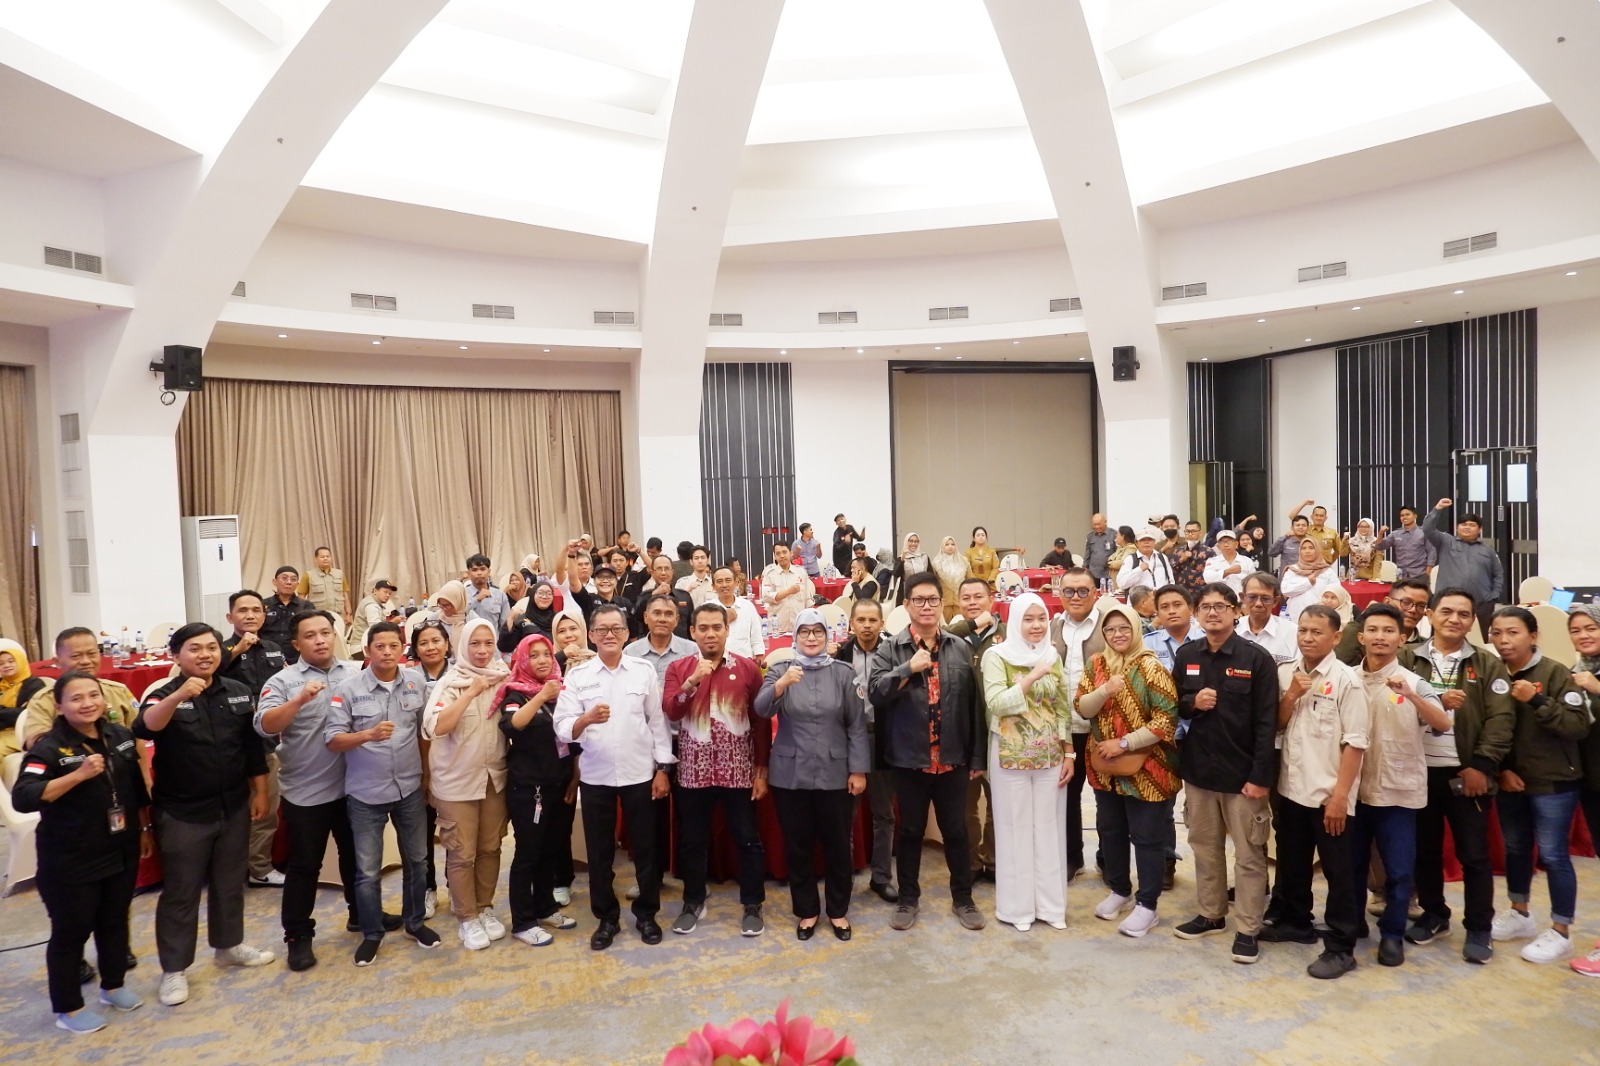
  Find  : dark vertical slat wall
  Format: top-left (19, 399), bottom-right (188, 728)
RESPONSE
top-left (699, 363), bottom-right (797, 576)
top-left (1187, 362), bottom-right (1217, 461)
top-left (1187, 358), bottom-right (1269, 527)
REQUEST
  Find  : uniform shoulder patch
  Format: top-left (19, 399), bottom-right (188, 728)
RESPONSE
top-left (1490, 678), bottom-right (1510, 695)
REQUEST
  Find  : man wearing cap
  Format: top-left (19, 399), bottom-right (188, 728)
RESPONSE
top-left (1115, 527), bottom-right (1175, 593)
top-left (1040, 537), bottom-right (1074, 569)
top-left (350, 580), bottom-right (401, 653)
top-left (1203, 530), bottom-right (1257, 595)
top-left (262, 566), bottom-right (316, 665)
top-left (1083, 514), bottom-right (1116, 583)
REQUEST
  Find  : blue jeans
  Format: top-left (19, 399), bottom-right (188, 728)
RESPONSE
top-left (1498, 789), bottom-right (1580, 925)
top-left (1350, 803), bottom-right (1416, 941)
top-left (347, 790), bottom-right (430, 938)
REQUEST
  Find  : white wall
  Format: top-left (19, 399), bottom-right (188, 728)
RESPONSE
top-left (790, 360), bottom-right (893, 564)
top-left (1536, 297), bottom-right (1600, 588)
top-left (1269, 348), bottom-right (1339, 532)
top-left (0, 158), bottom-right (108, 278)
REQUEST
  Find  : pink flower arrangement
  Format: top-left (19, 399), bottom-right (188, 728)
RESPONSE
top-left (663, 1000), bottom-right (860, 1066)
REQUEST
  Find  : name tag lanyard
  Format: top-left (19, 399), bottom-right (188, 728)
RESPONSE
top-left (81, 733), bottom-right (127, 834)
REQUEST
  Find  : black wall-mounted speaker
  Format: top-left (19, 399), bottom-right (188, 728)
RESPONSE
top-left (1111, 345), bottom-right (1139, 381)
top-left (162, 345), bottom-right (203, 392)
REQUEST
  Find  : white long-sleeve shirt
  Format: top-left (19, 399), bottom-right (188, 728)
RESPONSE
top-left (721, 597), bottom-right (767, 660)
top-left (553, 655), bottom-right (675, 787)
top-left (1203, 552), bottom-right (1258, 594)
top-left (1115, 549), bottom-right (1174, 592)
top-left (1281, 567), bottom-right (1339, 622)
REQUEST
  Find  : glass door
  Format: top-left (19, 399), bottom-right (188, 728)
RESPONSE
top-left (1452, 447), bottom-right (1537, 602)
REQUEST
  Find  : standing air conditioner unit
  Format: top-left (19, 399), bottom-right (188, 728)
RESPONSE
top-left (181, 515), bottom-right (242, 632)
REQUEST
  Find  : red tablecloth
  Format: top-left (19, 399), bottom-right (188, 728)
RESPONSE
top-left (1017, 569), bottom-right (1058, 590)
top-left (1441, 801), bottom-right (1595, 880)
top-left (1343, 580), bottom-right (1390, 612)
top-left (814, 578), bottom-right (848, 602)
top-left (997, 593), bottom-right (1063, 622)
top-left (31, 658), bottom-right (177, 699)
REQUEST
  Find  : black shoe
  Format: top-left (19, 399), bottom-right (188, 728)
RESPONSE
top-left (286, 937), bottom-right (317, 972)
top-left (1231, 933), bottom-right (1260, 964)
top-left (1258, 924), bottom-right (1319, 944)
top-left (1378, 937), bottom-right (1405, 967)
top-left (78, 960), bottom-right (97, 985)
top-left (346, 913), bottom-right (403, 934)
top-left (353, 939), bottom-right (380, 967)
top-left (1163, 858), bottom-right (1176, 892)
top-left (1174, 915), bottom-right (1228, 940)
top-left (1066, 863), bottom-right (1084, 884)
top-left (1307, 950), bottom-right (1357, 980)
top-left (831, 921), bottom-right (852, 942)
top-left (637, 918), bottom-right (663, 945)
top-left (590, 921), bottom-right (621, 951)
top-left (1405, 914), bottom-right (1449, 945)
top-left (975, 867), bottom-right (996, 884)
top-left (869, 882), bottom-right (899, 903)
top-left (796, 921), bottom-right (817, 941)
top-left (405, 924), bottom-right (441, 949)
top-left (124, 950), bottom-right (137, 970)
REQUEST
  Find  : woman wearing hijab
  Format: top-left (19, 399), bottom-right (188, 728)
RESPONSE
top-left (0, 637), bottom-right (46, 757)
top-left (754, 609), bottom-right (870, 941)
top-left (1281, 538), bottom-right (1339, 622)
top-left (1076, 604), bottom-right (1180, 937)
top-left (407, 619), bottom-right (452, 917)
top-left (538, 609), bottom-right (592, 906)
top-left (495, 635), bottom-right (578, 947)
top-left (891, 533), bottom-right (930, 606)
top-left (978, 593), bottom-right (1075, 932)
top-left (931, 536), bottom-right (970, 622)
top-left (12, 672), bottom-right (152, 1033)
top-left (422, 618), bottom-right (511, 951)
top-left (1568, 605), bottom-right (1600, 977)
top-left (964, 526), bottom-right (1000, 588)
top-left (1345, 519), bottom-right (1384, 580)
top-left (551, 609), bottom-right (595, 672)
top-left (1107, 526), bottom-right (1138, 575)
top-left (500, 580), bottom-right (558, 654)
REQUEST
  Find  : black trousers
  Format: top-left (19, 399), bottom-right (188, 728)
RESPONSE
top-left (892, 767), bottom-right (974, 908)
top-left (1095, 791), bottom-right (1173, 911)
top-left (38, 863), bottom-right (137, 1014)
top-left (1272, 796), bottom-right (1362, 954)
top-left (545, 785), bottom-right (577, 890)
top-left (1063, 733), bottom-right (1089, 868)
top-left (580, 780), bottom-right (660, 924)
top-left (677, 785), bottom-right (766, 908)
top-left (1414, 766), bottom-right (1495, 934)
top-left (425, 801), bottom-right (438, 892)
top-left (506, 784), bottom-right (560, 933)
top-left (280, 796), bottom-right (356, 941)
top-left (772, 786), bottom-right (854, 920)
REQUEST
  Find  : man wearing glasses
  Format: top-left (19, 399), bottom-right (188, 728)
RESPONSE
top-left (868, 571), bottom-right (987, 933)
top-left (1050, 568), bottom-right (1102, 881)
top-left (1335, 577), bottom-right (1430, 666)
top-left (554, 605), bottom-right (675, 951)
top-left (1171, 584), bottom-right (1281, 965)
top-left (1234, 573), bottom-right (1297, 664)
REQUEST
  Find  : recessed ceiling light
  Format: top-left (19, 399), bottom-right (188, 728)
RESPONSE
top-left (1304, 338), bottom-right (1312, 343)
top-left (855, 348), bottom-right (864, 354)
top-left (1201, 357), bottom-right (1209, 361)
top-left (1012, 340), bottom-right (1021, 345)
top-left (1415, 319), bottom-right (1424, 324)
top-left (277, 333), bottom-right (288, 339)
top-left (542, 348), bottom-right (550, 353)
top-left (778, 349), bottom-right (787, 355)
top-left (372, 339), bottom-right (381, 345)
top-left (955, 356), bottom-right (963, 360)
top-left (934, 346), bottom-right (942, 351)
top-left (1077, 356), bottom-right (1086, 361)
top-left (458, 345), bottom-right (468, 350)
top-left (1565, 271), bottom-right (1578, 276)
top-left (1453, 289), bottom-right (1465, 295)
top-left (1351, 306), bottom-right (1361, 311)
top-left (1256, 318), bottom-right (1266, 324)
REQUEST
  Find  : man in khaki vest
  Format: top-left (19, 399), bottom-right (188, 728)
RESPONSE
top-left (299, 547), bottom-right (353, 657)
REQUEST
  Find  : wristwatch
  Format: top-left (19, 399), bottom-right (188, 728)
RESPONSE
top-left (654, 762), bottom-right (674, 776)
top-left (1119, 737), bottom-right (1130, 751)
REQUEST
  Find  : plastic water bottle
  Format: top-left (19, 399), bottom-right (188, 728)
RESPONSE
top-left (132, 630), bottom-right (145, 658)
top-left (406, 596), bottom-right (417, 618)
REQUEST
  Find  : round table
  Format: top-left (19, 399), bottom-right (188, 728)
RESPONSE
top-left (1343, 580), bottom-right (1391, 612)
top-left (30, 658), bottom-right (178, 698)
top-left (996, 593), bottom-right (1063, 622)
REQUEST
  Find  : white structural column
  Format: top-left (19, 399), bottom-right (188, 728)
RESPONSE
top-left (631, 0), bottom-right (786, 543)
top-left (1454, 0), bottom-right (1600, 166)
top-left (47, 0), bottom-right (450, 636)
top-left (982, 0), bottom-right (1188, 522)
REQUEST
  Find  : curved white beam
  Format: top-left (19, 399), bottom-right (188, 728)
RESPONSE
top-left (1453, 0), bottom-right (1600, 166)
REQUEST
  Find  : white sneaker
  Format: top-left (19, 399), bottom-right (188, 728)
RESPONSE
top-left (247, 870), bottom-right (286, 887)
top-left (1012, 921), bottom-right (1032, 932)
top-left (459, 918), bottom-right (490, 951)
top-left (214, 944), bottom-right (276, 967)
top-left (1119, 905), bottom-right (1160, 938)
top-left (1045, 920), bottom-right (1068, 930)
top-left (552, 886), bottom-right (572, 906)
top-left (1491, 909), bottom-right (1539, 942)
top-left (158, 971), bottom-right (189, 1006)
top-left (478, 908), bottom-right (506, 941)
top-left (512, 925), bottom-right (554, 947)
top-left (423, 890), bottom-right (437, 920)
top-left (1094, 892), bottom-right (1132, 921)
top-left (1521, 928), bottom-right (1574, 964)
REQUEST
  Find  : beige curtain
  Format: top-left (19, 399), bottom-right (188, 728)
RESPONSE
top-left (177, 378), bottom-right (624, 606)
top-left (0, 366), bottom-right (39, 658)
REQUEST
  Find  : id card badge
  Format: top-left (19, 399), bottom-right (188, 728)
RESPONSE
top-left (107, 806), bottom-right (128, 834)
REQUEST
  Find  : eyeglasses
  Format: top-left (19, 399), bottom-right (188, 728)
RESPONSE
top-left (1197, 602), bottom-right (1235, 613)
top-left (1242, 594), bottom-right (1275, 604)
top-left (1389, 598), bottom-right (1428, 613)
top-left (1060, 587), bottom-right (1095, 600)
top-left (590, 626), bottom-right (628, 636)
top-left (1101, 625), bottom-right (1134, 637)
top-left (907, 596), bottom-right (942, 608)
top-left (796, 627), bottom-right (827, 639)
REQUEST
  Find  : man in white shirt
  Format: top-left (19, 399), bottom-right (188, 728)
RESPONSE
top-left (1258, 605), bottom-right (1367, 980)
top-left (761, 543), bottom-right (814, 635)
top-left (1115, 527), bottom-right (1175, 593)
top-left (675, 545), bottom-right (715, 608)
top-left (554, 604), bottom-right (675, 951)
top-left (713, 565), bottom-right (766, 666)
top-left (1235, 573), bottom-right (1297, 664)
top-left (1203, 531), bottom-right (1257, 594)
top-left (1049, 568), bottom-right (1102, 881)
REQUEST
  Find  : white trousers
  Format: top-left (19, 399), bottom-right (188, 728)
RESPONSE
top-left (989, 746), bottom-right (1068, 926)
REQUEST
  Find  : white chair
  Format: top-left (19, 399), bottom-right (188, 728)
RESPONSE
top-left (832, 593), bottom-right (854, 610)
top-left (999, 553), bottom-right (1026, 571)
top-left (1093, 595), bottom-right (1123, 618)
top-left (1519, 576), bottom-right (1555, 605)
top-left (1530, 604), bottom-right (1577, 666)
top-left (818, 604), bottom-right (847, 633)
top-left (1, 752), bottom-right (39, 895)
top-left (884, 605), bottom-right (911, 635)
top-left (765, 646), bottom-right (796, 668)
top-left (996, 570), bottom-right (1025, 596)
top-left (146, 622), bottom-right (181, 652)
top-left (1377, 560), bottom-right (1399, 582)
top-left (1071, 553), bottom-right (1084, 568)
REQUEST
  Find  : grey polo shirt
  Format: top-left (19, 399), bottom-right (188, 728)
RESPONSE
top-left (624, 633), bottom-right (699, 683)
top-left (324, 666), bottom-right (427, 806)
top-left (255, 658), bottom-right (361, 807)
top-left (466, 584), bottom-right (511, 632)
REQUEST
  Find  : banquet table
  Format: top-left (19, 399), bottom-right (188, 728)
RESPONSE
top-left (996, 593), bottom-right (1063, 622)
top-left (1343, 580), bottom-right (1391, 612)
top-left (1016, 568), bottom-right (1058, 591)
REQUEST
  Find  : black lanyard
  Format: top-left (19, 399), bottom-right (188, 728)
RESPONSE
top-left (77, 731), bottom-right (119, 810)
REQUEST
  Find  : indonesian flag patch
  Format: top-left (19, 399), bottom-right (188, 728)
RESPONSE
top-left (1186, 664), bottom-right (1201, 676)
top-left (23, 761), bottom-right (45, 774)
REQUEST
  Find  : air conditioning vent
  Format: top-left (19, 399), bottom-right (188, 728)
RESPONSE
top-left (593, 311), bottom-right (636, 325)
top-left (1161, 282), bottom-right (1207, 300)
top-left (231, 281), bottom-right (247, 297)
top-left (351, 292), bottom-right (398, 311)
top-left (1297, 262), bottom-right (1347, 282)
top-left (1444, 232), bottom-right (1497, 257)
top-left (708, 313), bottom-right (744, 326)
top-left (44, 246), bottom-right (73, 268)
top-left (59, 413), bottom-right (80, 444)
top-left (472, 304), bottom-right (515, 319)
top-left (197, 516), bottom-right (239, 539)
top-left (1049, 297), bottom-right (1082, 312)
top-left (928, 306), bottom-right (969, 321)
top-left (44, 245), bottom-right (104, 274)
top-left (817, 311), bottom-right (859, 324)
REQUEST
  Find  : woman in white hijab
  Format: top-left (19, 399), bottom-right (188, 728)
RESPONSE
top-left (423, 618), bottom-right (511, 951)
top-left (979, 592), bottom-right (1075, 931)
top-left (891, 533), bottom-right (930, 606)
top-left (930, 536), bottom-right (970, 622)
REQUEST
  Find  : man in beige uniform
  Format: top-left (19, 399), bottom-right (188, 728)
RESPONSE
top-left (20, 628), bottom-right (140, 751)
top-left (298, 547), bottom-right (352, 627)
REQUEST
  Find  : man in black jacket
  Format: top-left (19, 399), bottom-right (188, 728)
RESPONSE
top-left (835, 598), bottom-right (896, 902)
top-left (868, 571), bottom-right (986, 933)
top-left (219, 589), bottom-right (288, 889)
top-left (1170, 582), bottom-right (1281, 965)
